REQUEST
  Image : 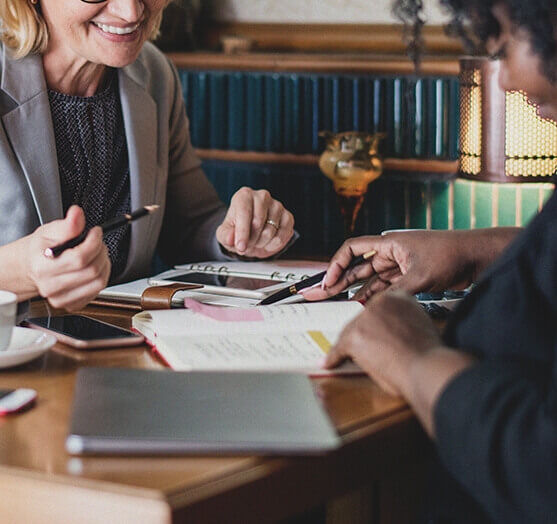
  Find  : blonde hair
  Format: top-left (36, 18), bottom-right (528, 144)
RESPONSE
top-left (0, 0), bottom-right (165, 59)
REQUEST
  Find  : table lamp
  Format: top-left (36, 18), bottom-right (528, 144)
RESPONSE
top-left (459, 58), bottom-right (557, 183)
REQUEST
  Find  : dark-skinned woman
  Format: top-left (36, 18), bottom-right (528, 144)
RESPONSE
top-left (305, 2), bottom-right (557, 522)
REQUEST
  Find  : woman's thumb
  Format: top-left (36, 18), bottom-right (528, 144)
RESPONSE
top-left (41, 206), bottom-right (85, 243)
top-left (64, 206), bottom-right (85, 232)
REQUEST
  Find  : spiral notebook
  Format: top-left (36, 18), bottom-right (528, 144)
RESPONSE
top-left (97, 260), bottom-right (329, 308)
top-left (172, 260), bottom-right (329, 282)
top-left (95, 278), bottom-right (260, 309)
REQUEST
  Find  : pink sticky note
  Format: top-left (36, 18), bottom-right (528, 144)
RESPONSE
top-left (184, 299), bottom-right (264, 322)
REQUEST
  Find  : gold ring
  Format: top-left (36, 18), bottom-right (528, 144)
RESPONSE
top-left (266, 219), bottom-right (279, 231)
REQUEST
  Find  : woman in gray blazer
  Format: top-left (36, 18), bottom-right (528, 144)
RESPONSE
top-left (0, 0), bottom-right (295, 310)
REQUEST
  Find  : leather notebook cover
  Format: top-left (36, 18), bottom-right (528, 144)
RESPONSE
top-left (66, 368), bottom-right (340, 455)
top-left (91, 283), bottom-right (203, 310)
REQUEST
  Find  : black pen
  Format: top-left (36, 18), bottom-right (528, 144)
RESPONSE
top-left (44, 205), bottom-right (160, 258)
top-left (258, 249), bottom-right (377, 306)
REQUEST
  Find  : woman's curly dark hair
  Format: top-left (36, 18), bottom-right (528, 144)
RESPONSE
top-left (393, 0), bottom-right (557, 82)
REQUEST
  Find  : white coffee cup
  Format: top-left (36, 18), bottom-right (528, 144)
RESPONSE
top-left (0, 291), bottom-right (17, 351)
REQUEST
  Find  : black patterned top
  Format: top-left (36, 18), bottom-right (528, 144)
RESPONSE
top-left (48, 70), bottom-right (131, 281)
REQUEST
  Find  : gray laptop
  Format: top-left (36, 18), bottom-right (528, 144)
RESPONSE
top-left (66, 368), bottom-right (340, 455)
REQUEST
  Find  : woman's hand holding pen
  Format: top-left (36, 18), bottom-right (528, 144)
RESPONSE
top-left (216, 188), bottom-right (295, 258)
top-left (22, 206), bottom-right (110, 310)
top-left (303, 230), bottom-right (491, 303)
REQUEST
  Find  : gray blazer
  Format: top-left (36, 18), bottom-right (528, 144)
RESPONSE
top-left (0, 42), bottom-right (227, 283)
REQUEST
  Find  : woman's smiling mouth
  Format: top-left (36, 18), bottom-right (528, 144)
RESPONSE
top-left (92, 21), bottom-right (141, 36)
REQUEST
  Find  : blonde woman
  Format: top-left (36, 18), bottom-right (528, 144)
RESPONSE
top-left (0, 0), bottom-right (295, 310)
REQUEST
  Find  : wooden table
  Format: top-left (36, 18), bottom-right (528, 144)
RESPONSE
top-left (0, 303), bottom-right (431, 524)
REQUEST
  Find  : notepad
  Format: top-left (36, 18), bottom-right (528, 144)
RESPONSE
top-left (172, 259), bottom-right (329, 282)
top-left (97, 260), bottom-right (330, 308)
top-left (132, 301), bottom-right (364, 376)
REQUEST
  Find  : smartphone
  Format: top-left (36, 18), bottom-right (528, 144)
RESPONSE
top-left (0, 388), bottom-right (37, 415)
top-left (148, 271), bottom-right (287, 299)
top-left (25, 315), bottom-right (144, 349)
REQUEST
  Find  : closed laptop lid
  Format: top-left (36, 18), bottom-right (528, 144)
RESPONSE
top-left (66, 368), bottom-right (340, 455)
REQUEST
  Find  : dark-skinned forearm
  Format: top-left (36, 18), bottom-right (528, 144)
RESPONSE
top-left (400, 347), bottom-right (477, 438)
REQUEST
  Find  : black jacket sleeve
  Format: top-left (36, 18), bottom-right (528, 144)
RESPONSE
top-left (434, 355), bottom-right (557, 524)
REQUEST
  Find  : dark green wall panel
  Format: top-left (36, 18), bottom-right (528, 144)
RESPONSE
top-left (497, 185), bottom-right (517, 227)
top-left (202, 160), bottom-right (553, 256)
top-left (474, 183), bottom-right (493, 229)
top-left (430, 181), bottom-right (450, 230)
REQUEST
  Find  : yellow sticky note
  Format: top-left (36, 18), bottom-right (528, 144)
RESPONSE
top-left (307, 331), bottom-right (332, 354)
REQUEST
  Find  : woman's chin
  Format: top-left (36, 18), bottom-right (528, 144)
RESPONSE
top-left (91, 27), bottom-right (147, 68)
top-left (98, 49), bottom-right (143, 69)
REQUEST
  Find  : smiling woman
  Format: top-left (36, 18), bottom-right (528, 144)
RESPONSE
top-left (0, 0), bottom-right (163, 59)
top-left (36, 0), bottom-right (167, 94)
top-left (0, 0), bottom-right (295, 310)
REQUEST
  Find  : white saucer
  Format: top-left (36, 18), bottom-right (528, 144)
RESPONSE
top-left (0, 327), bottom-right (57, 369)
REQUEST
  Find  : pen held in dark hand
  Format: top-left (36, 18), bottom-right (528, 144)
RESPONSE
top-left (43, 205), bottom-right (160, 259)
top-left (258, 249), bottom-right (377, 306)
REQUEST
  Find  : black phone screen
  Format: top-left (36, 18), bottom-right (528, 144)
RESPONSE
top-left (0, 390), bottom-right (14, 400)
top-left (26, 316), bottom-right (136, 341)
top-left (162, 272), bottom-right (279, 291)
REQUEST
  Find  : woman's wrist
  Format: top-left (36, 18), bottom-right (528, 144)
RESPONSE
top-left (0, 236), bottom-right (39, 301)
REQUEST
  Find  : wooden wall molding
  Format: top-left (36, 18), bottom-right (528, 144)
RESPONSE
top-left (202, 23), bottom-right (465, 55)
top-left (196, 149), bottom-right (459, 175)
top-left (166, 23), bottom-right (463, 75)
top-left (168, 52), bottom-right (459, 76)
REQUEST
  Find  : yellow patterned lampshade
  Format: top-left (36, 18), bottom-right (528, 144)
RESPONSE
top-left (459, 58), bottom-right (557, 183)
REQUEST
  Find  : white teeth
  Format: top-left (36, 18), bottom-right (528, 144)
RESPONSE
top-left (93, 22), bottom-right (139, 35)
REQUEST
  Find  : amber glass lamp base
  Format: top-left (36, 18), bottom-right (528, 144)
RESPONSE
top-left (333, 185), bottom-right (366, 237)
top-left (319, 131), bottom-right (385, 239)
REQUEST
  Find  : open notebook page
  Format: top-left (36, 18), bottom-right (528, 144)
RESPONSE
top-left (133, 301), bottom-right (364, 374)
top-left (133, 302), bottom-right (363, 338)
top-left (153, 332), bottom-right (362, 374)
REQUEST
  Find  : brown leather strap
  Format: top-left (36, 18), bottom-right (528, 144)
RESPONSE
top-left (89, 298), bottom-right (143, 311)
top-left (140, 284), bottom-right (203, 310)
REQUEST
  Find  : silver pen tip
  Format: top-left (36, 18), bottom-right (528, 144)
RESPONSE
top-left (144, 205), bottom-right (161, 213)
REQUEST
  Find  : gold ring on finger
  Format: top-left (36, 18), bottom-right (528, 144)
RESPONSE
top-left (266, 219), bottom-right (279, 231)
